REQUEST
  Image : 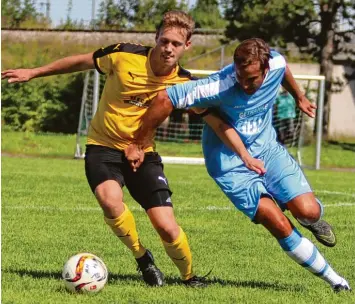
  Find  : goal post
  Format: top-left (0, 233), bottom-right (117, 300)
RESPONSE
top-left (74, 69), bottom-right (325, 170)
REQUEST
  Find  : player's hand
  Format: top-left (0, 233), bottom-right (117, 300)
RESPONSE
top-left (1, 69), bottom-right (36, 83)
top-left (242, 156), bottom-right (266, 175)
top-left (296, 95), bottom-right (316, 118)
top-left (124, 144), bottom-right (145, 172)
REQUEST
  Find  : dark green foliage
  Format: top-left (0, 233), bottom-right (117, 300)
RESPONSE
top-left (191, 0), bottom-right (226, 29)
top-left (1, 0), bottom-right (49, 28)
top-left (132, 0), bottom-right (189, 31)
top-left (223, 0), bottom-right (355, 134)
top-left (96, 0), bottom-right (188, 30)
top-left (96, 0), bottom-right (137, 29)
top-left (1, 74), bottom-right (83, 133)
top-left (223, 0), bottom-right (316, 49)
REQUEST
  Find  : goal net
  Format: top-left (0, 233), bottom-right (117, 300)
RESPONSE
top-left (75, 69), bottom-right (325, 169)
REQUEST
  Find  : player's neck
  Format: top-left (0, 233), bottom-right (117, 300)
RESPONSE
top-left (150, 48), bottom-right (177, 77)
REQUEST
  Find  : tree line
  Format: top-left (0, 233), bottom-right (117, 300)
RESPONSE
top-left (2, 0), bottom-right (354, 134)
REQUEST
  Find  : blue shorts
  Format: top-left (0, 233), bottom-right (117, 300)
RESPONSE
top-left (213, 143), bottom-right (312, 220)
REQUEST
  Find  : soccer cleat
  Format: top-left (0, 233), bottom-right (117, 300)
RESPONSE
top-left (300, 219), bottom-right (337, 247)
top-left (332, 278), bottom-right (351, 293)
top-left (136, 249), bottom-right (164, 286)
top-left (182, 276), bottom-right (207, 287)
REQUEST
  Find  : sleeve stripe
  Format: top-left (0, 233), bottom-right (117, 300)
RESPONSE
top-left (94, 44), bottom-right (120, 58)
top-left (269, 55), bottom-right (286, 71)
top-left (92, 51), bottom-right (105, 75)
top-left (175, 75), bottom-right (234, 108)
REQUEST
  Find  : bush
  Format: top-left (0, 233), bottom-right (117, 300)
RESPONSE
top-left (1, 73), bottom-right (83, 133)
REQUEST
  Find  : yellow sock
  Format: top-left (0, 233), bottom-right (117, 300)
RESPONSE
top-left (162, 227), bottom-right (193, 281)
top-left (104, 204), bottom-right (146, 259)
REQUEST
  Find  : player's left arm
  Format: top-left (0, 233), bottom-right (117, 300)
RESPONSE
top-left (137, 89), bottom-right (174, 148)
top-left (124, 89), bottom-right (173, 171)
top-left (202, 111), bottom-right (266, 175)
top-left (282, 65), bottom-right (316, 118)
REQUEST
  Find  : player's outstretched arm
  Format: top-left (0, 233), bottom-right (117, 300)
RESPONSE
top-left (125, 89), bottom-right (174, 171)
top-left (202, 112), bottom-right (266, 175)
top-left (1, 52), bottom-right (95, 84)
top-left (282, 65), bottom-right (316, 118)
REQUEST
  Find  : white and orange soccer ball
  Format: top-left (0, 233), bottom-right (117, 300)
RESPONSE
top-left (62, 253), bottom-right (108, 293)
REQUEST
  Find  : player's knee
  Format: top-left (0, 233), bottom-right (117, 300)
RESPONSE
top-left (156, 224), bottom-right (180, 243)
top-left (289, 194), bottom-right (323, 224)
top-left (95, 181), bottom-right (123, 217)
top-left (295, 204), bottom-right (321, 225)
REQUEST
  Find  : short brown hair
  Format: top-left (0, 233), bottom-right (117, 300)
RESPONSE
top-left (233, 38), bottom-right (271, 71)
top-left (156, 11), bottom-right (195, 41)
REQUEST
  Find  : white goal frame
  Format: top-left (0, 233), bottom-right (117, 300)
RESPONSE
top-left (74, 69), bottom-right (325, 170)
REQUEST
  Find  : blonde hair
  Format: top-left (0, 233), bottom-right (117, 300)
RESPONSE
top-left (157, 11), bottom-right (195, 41)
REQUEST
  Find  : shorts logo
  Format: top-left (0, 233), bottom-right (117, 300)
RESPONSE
top-left (301, 180), bottom-right (308, 187)
top-left (158, 176), bottom-right (168, 185)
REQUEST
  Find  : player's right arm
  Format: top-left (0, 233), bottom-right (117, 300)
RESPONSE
top-left (202, 111), bottom-right (266, 175)
top-left (282, 64), bottom-right (316, 118)
top-left (1, 52), bottom-right (94, 83)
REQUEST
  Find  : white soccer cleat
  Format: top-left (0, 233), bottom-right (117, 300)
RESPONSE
top-left (332, 278), bottom-right (351, 293)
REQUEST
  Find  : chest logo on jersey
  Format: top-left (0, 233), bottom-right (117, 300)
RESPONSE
top-left (123, 94), bottom-right (152, 108)
top-left (239, 104), bottom-right (268, 119)
top-left (128, 72), bottom-right (136, 81)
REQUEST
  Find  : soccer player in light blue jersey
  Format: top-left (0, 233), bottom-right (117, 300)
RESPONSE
top-left (131, 38), bottom-right (351, 292)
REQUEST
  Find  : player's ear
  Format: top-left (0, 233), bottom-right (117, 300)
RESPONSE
top-left (184, 40), bottom-right (192, 50)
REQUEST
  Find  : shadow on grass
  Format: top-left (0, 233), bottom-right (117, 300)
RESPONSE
top-left (4, 269), bottom-right (140, 283)
top-left (328, 140), bottom-right (355, 152)
top-left (165, 276), bottom-right (304, 292)
top-left (5, 269), bottom-right (304, 292)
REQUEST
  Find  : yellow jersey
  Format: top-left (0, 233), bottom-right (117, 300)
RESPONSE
top-left (87, 43), bottom-right (193, 152)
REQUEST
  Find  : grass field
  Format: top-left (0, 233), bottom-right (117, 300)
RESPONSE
top-left (2, 131), bottom-right (355, 168)
top-left (2, 153), bottom-right (355, 303)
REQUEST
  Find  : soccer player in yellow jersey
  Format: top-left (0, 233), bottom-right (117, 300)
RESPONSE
top-left (2, 11), bottom-right (265, 287)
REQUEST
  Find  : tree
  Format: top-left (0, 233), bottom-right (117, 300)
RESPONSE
top-left (1, 0), bottom-right (45, 28)
top-left (223, 0), bottom-right (355, 134)
top-left (96, 0), bottom-right (189, 30)
top-left (96, 0), bottom-right (137, 29)
top-left (133, 0), bottom-right (188, 30)
top-left (60, 0), bottom-right (74, 29)
top-left (190, 0), bottom-right (226, 29)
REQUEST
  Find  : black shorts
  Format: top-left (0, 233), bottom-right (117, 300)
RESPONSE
top-left (85, 145), bottom-right (172, 210)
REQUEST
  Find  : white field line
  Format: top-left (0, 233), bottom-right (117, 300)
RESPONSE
top-left (315, 190), bottom-right (355, 197)
top-left (2, 202), bottom-right (355, 213)
top-left (3, 190), bottom-right (354, 212)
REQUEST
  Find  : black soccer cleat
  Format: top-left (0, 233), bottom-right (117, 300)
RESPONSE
top-left (332, 278), bottom-right (351, 293)
top-left (300, 219), bottom-right (337, 247)
top-left (182, 275), bottom-right (207, 287)
top-left (136, 249), bottom-right (164, 287)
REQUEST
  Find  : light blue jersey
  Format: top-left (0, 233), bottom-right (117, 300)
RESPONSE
top-left (167, 51), bottom-right (314, 220)
top-left (167, 51), bottom-right (286, 176)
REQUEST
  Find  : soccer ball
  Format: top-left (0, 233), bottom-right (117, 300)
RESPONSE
top-left (62, 253), bottom-right (108, 293)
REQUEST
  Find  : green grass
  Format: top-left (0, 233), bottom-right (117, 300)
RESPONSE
top-left (1, 131), bottom-right (78, 158)
top-left (2, 156), bottom-right (355, 304)
top-left (2, 131), bottom-right (355, 168)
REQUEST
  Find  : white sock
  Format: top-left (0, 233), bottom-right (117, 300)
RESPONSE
top-left (278, 228), bottom-right (343, 287)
